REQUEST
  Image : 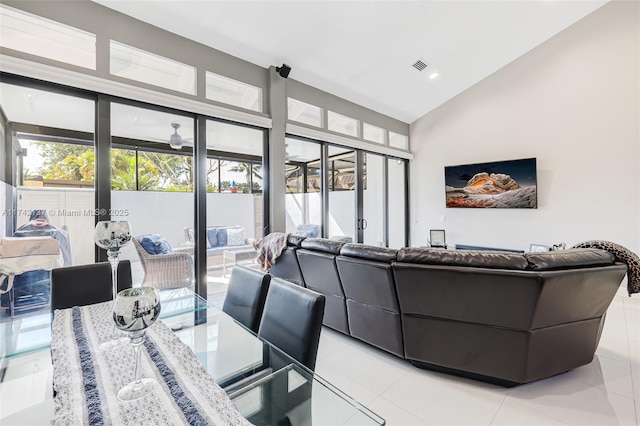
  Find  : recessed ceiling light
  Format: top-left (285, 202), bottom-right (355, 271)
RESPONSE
top-left (428, 71), bottom-right (440, 80)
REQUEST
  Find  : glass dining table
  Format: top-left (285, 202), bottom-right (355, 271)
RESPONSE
top-left (0, 288), bottom-right (385, 425)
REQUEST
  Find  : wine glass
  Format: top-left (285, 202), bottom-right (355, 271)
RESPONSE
top-left (112, 287), bottom-right (161, 401)
top-left (94, 220), bottom-right (132, 351)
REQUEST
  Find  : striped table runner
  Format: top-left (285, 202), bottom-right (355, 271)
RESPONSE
top-left (51, 301), bottom-right (252, 425)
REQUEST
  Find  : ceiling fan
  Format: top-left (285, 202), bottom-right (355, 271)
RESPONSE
top-left (169, 122), bottom-right (183, 149)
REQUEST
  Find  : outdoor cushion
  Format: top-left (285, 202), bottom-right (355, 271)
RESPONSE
top-left (206, 228), bottom-right (217, 248)
top-left (294, 224), bottom-right (320, 238)
top-left (227, 227), bottom-right (246, 246)
top-left (217, 228), bottom-right (228, 247)
top-left (138, 235), bottom-right (172, 255)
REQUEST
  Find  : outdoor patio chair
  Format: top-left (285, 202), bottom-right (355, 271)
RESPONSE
top-left (133, 235), bottom-right (194, 290)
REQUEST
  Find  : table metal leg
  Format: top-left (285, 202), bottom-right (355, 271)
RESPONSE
top-left (223, 255), bottom-right (229, 277)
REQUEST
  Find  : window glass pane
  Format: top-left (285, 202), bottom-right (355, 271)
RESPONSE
top-left (285, 138), bottom-right (322, 237)
top-left (207, 121), bottom-right (263, 157)
top-left (287, 98), bottom-right (322, 127)
top-left (363, 153), bottom-right (384, 246)
top-left (110, 40), bottom-right (196, 95)
top-left (206, 72), bottom-right (262, 112)
top-left (22, 140), bottom-right (94, 186)
top-left (388, 158), bottom-right (406, 248)
top-left (0, 83), bottom-right (95, 132)
top-left (363, 123), bottom-right (385, 144)
top-left (328, 111), bottom-right (359, 137)
top-left (206, 158), bottom-right (220, 192)
top-left (328, 146), bottom-right (355, 241)
top-left (0, 4), bottom-right (96, 69)
top-left (206, 119), bottom-right (265, 284)
top-left (1, 83), bottom-right (96, 267)
top-left (111, 148), bottom-right (136, 190)
top-left (111, 102), bottom-right (194, 287)
top-left (111, 103), bottom-right (194, 145)
top-left (389, 131), bottom-right (409, 150)
top-left (220, 160), bottom-right (253, 194)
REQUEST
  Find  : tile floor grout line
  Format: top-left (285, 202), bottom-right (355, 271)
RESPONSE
top-left (622, 295), bottom-right (640, 426)
top-left (368, 394), bottom-right (433, 426)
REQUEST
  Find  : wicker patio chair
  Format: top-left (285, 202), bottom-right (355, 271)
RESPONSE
top-left (133, 235), bottom-right (194, 290)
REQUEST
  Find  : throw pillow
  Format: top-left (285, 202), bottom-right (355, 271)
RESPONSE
top-left (138, 236), bottom-right (157, 255)
top-left (295, 224), bottom-right (320, 238)
top-left (155, 237), bottom-right (172, 254)
top-left (227, 228), bottom-right (246, 246)
top-left (217, 227), bottom-right (229, 247)
top-left (206, 228), bottom-right (218, 248)
top-left (138, 235), bottom-right (172, 255)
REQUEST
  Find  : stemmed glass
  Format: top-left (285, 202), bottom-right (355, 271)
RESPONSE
top-left (112, 287), bottom-right (161, 401)
top-left (94, 220), bottom-right (132, 351)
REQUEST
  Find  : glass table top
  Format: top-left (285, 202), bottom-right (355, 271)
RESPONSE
top-left (0, 287), bottom-right (206, 360)
top-left (1, 287), bottom-right (385, 425)
top-left (229, 363), bottom-right (385, 425)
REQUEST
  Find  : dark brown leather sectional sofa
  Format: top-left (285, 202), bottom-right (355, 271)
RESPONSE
top-left (269, 236), bottom-right (628, 386)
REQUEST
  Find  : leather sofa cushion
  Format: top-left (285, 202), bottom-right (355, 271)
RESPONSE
top-left (301, 238), bottom-right (344, 255)
top-left (287, 234), bottom-right (307, 247)
top-left (340, 243), bottom-right (397, 263)
top-left (397, 248), bottom-right (528, 270)
top-left (525, 248), bottom-right (615, 270)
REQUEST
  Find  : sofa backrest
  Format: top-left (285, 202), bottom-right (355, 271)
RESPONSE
top-left (336, 244), bottom-right (404, 357)
top-left (524, 248), bottom-right (615, 270)
top-left (297, 238), bottom-right (345, 297)
top-left (337, 243), bottom-right (399, 311)
top-left (397, 247), bottom-right (529, 270)
top-left (268, 234), bottom-right (307, 287)
top-left (296, 238), bottom-right (349, 334)
top-left (393, 247), bottom-right (626, 331)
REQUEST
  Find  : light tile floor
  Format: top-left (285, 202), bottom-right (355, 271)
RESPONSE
top-left (1, 285), bottom-right (638, 425)
top-left (313, 286), bottom-right (640, 425)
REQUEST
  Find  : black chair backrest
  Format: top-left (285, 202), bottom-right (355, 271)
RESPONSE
top-left (222, 265), bottom-right (271, 333)
top-left (258, 277), bottom-right (325, 370)
top-left (51, 260), bottom-right (133, 311)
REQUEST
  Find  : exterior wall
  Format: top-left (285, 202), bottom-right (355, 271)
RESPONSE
top-left (410, 1), bottom-right (640, 253)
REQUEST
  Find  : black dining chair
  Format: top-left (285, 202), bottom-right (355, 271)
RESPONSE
top-left (222, 265), bottom-right (271, 333)
top-left (51, 260), bottom-right (133, 311)
top-left (258, 277), bottom-right (326, 371)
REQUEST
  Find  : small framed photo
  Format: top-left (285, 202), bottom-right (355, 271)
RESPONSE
top-left (430, 229), bottom-right (446, 247)
top-left (529, 243), bottom-right (549, 253)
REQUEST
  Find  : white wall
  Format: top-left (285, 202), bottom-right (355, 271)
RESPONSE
top-left (285, 193), bottom-right (322, 233)
top-left (113, 191), bottom-right (255, 262)
top-left (410, 1), bottom-right (639, 253)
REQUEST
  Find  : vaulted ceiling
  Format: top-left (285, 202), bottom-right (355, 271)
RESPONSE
top-left (94, 1), bottom-right (606, 123)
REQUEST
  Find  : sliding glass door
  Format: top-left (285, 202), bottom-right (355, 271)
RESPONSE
top-left (387, 158), bottom-right (407, 248)
top-left (284, 136), bottom-right (408, 247)
top-left (285, 138), bottom-right (322, 237)
top-left (328, 146), bottom-right (356, 242)
top-left (362, 153), bottom-right (385, 246)
top-left (110, 102), bottom-right (195, 286)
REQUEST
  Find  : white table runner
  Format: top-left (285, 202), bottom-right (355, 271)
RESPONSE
top-left (51, 301), bottom-right (252, 425)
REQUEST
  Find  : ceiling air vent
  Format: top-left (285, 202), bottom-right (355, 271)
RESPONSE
top-left (412, 59), bottom-right (428, 72)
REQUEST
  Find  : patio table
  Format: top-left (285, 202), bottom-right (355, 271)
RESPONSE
top-left (222, 248), bottom-right (257, 276)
